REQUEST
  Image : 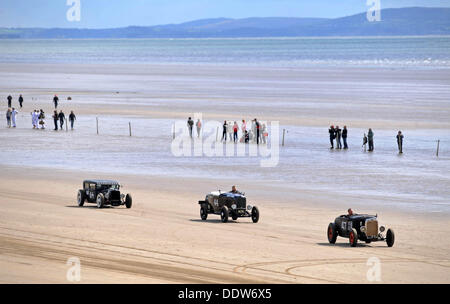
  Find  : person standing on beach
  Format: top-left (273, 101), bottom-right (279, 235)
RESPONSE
top-left (196, 119), bottom-right (202, 138)
top-left (18, 95), bottom-right (24, 108)
top-left (7, 95), bottom-right (12, 108)
top-left (397, 131), bottom-right (404, 154)
top-left (11, 108), bottom-right (18, 128)
top-left (53, 95), bottom-right (59, 109)
top-left (329, 125), bottom-right (335, 149)
top-left (6, 108), bottom-right (12, 128)
top-left (335, 126), bottom-right (342, 149)
top-left (69, 111), bottom-right (76, 130)
top-left (39, 110), bottom-right (46, 129)
top-left (52, 110), bottom-right (58, 131)
top-left (342, 126), bottom-right (348, 149)
top-left (187, 117), bottom-right (194, 138)
top-left (233, 121), bottom-right (239, 143)
top-left (222, 121), bottom-right (227, 142)
top-left (255, 119), bottom-right (260, 145)
top-left (368, 128), bottom-right (374, 152)
top-left (58, 110), bottom-right (65, 130)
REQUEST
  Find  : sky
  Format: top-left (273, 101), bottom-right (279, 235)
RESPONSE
top-left (0, 0), bottom-right (449, 28)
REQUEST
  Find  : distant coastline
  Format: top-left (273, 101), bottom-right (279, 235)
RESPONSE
top-left (1, 7), bottom-right (450, 39)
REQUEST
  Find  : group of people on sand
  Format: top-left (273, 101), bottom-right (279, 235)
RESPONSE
top-left (329, 125), bottom-right (405, 154)
top-left (30, 109), bottom-right (47, 129)
top-left (187, 117), bottom-right (268, 145)
top-left (329, 125), bottom-right (348, 149)
top-left (221, 119), bottom-right (267, 144)
top-left (5, 94), bottom-right (77, 130)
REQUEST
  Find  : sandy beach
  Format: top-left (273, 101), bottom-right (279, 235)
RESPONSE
top-left (1, 63), bottom-right (450, 283)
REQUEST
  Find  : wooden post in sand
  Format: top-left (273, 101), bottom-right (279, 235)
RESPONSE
top-left (216, 127), bottom-right (219, 142)
top-left (65, 118), bottom-right (68, 131)
top-left (129, 122), bottom-right (132, 137)
top-left (96, 117), bottom-right (99, 135)
top-left (282, 129), bottom-right (286, 146)
top-left (436, 140), bottom-right (440, 157)
top-left (172, 124), bottom-right (175, 140)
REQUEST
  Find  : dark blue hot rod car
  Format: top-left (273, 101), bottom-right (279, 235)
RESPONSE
top-left (328, 214), bottom-right (395, 247)
top-left (198, 191), bottom-right (259, 223)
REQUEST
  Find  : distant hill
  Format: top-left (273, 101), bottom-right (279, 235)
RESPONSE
top-left (1, 7), bottom-right (450, 39)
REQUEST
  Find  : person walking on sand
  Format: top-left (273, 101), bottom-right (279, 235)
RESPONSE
top-left (11, 108), bottom-right (18, 128)
top-left (241, 120), bottom-right (246, 134)
top-left (329, 125), bottom-right (335, 149)
top-left (368, 128), bottom-right (374, 152)
top-left (187, 117), bottom-right (194, 138)
top-left (69, 111), bottom-right (76, 130)
top-left (342, 126), bottom-right (348, 149)
top-left (52, 110), bottom-right (58, 131)
top-left (221, 120), bottom-right (227, 142)
top-left (18, 95), bottom-right (24, 108)
top-left (38, 109), bottom-right (46, 129)
top-left (255, 119), bottom-right (261, 145)
top-left (397, 131), bottom-right (404, 154)
top-left (7, 95), bottom-right (12, 108)
top-left (335, 126), bottom-right (342, 149)
top-left (233, 121), bottom-right (239, 143)
top-left (31, 110), bottom-right (36, 129)
top-left (6, 108), bottom-right (12, 128)
top-left (53, 95), bottom-right (59, 109)
top-left (196, 119), bottom-right (202, 138)
top-left (58, 110), bottom-right (65, 130)
top-left (226, 121), bottom-right (233, 142)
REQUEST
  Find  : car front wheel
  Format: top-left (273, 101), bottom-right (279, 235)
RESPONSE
top-left (125, 194), bottom-right (132, 209)
top-left (77, 190), bottom-right (85, 207)
top-left (96, 193), bottom-right (105, 209)
top-left (349, 228), bottom-right (358, 247)
top-left (200, 205), bottom-right (208, 220)
top-left (221, 206), bottom-right (229, 223)
top-left (251, 206), bottom-right (259, 223)
top-left (386, 228), bottom-right (395, 247)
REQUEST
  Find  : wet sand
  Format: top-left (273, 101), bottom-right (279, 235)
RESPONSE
top-left (0, 63), bottom-right (450, 283)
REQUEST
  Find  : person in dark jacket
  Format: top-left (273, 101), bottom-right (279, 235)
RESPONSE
top-left (7, 95), bottom-right (12, 108)
top-left (18, 95), bottom-right (24, 108)
top-left (53, 95), bottom-right (59, 109)
top-left (58, 110), bottom-right (65, 130)
top-left (342, 126), bottom-right (348, 149)
top-left (187, 117), bottom-right (194, 138)
top-left (52, 110), bottom-right (58, 130)
top-left (397, 131), bottom-right (404, 154)
top-left (368, 128), bottom-right (374, 151)
top-left (222, 121), bottom-right (227, 142)
top-left (329, 125), bottom-right (335, 149)
top-left (69, 111), bottom-right (76, 130)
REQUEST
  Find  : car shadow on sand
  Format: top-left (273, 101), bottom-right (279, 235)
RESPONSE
top-left (65, 205), bottom-right (114, 209)
top-left (189, 219), bottom-right (255, 224)
top-left (316, 242), bottom-right (373, 248)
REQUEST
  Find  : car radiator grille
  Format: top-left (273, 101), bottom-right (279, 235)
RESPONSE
top-left (366, 220), bottom-right (378, 237)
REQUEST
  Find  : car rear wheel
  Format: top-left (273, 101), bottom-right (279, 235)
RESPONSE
top-left (200, 205), bottom-right (208, 220)
top-left (386, 228), bottom-right (395, 247)
top-left (349, 228), bottom-right (358, 247)
top-left (251, 206), bottom-right (259, 223)
top-left (221, 206), bottom-right (229, 223)
top-left (77, 190), bottom-right (85, 207)
top-left (96, 193), bottom-right (105, 209)
top-left (327, 223), bottom-right (337, 244)
top-left (125, 194), bottom-right (132, 209)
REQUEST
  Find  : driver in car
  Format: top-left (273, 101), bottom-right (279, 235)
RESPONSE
top-left (347, 208), bottom-right (354, 216)
top-left (230, 185), bottom-right (242, 194)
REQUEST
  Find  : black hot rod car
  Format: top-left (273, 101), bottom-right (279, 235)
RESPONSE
top-left (327, 214), bottom-right (394, 247)
top-left (198, 191), bottom-right (259, 223)
top-left (77, 180), bottom-right (132, 209)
